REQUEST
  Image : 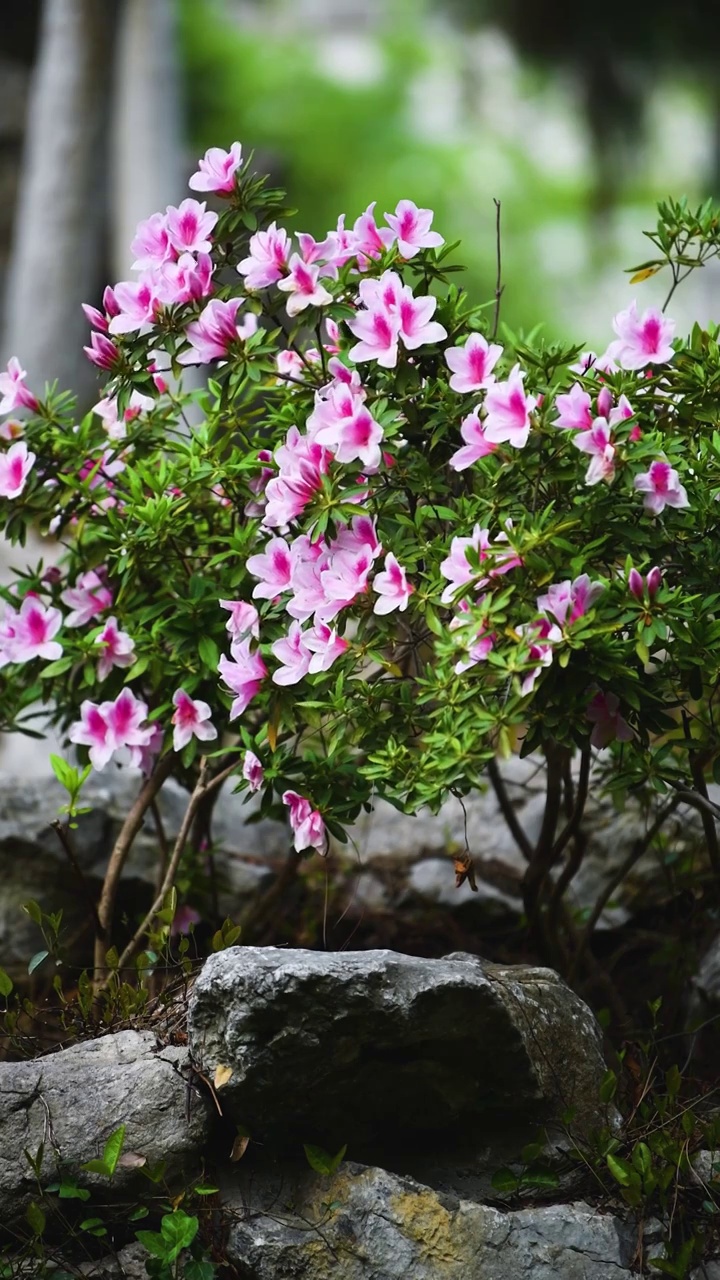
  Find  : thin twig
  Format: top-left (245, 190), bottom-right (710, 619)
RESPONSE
top-left (492, 198), bottom-right (503, 339)
top-left (110, 758), bottom-right (239, 982)
top-left (688, 754), bottom-right (720, 880)
top-left (548, 748), bottom-right (592, 929)
top-left (486, 758), bottom-right (533, 861)
top-left (51, 819), bottom-right (104, 942)
top-left (93, 753), bottom-right (174, 981)
top-left (150, 798), bottom-right (169, 898)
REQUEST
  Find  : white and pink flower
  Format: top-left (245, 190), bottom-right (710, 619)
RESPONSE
top-left (372, 553), bottom-right (413, 614)
top-left (282, 789), bottom-right (327, 855)
top-left (171, 689), bottom-right (218, 752)
top-left (634, 459), bottom-right (689, 514)
top-left (0, 441), bottom-right (35, 499)
top-left (94, 616), bottom-right (135, 680)
top-left (445, 333), bottom-right (502, 394)
top-left (189, 142), bottom-right (243, 195)
top-left (384, 199), bottom-right (443, 259)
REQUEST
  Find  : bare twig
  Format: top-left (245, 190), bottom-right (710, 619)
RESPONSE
top-left (522, 745), bottom-right (566, 957)
top-left (548, 748), bottom-right (592, 931)
top-left (150, 798), bottom-right (169, 898)
top-left (486, 758), bottom-right (533, 861)
top-left (492, 198), bottom-right (503, 339)
top-left (93, 753), bottom-right (175, 981)
top-left (110, 757), bottom-right (239, 982)
top-left (688, 754), bottom-right (720, 880)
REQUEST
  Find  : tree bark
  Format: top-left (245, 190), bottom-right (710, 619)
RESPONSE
top-left (110, 0), bottom-right (185, 279)
top-left (1, 0), bottom-right (116, 402)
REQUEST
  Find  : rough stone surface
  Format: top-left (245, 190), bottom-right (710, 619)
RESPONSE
top-left (189, 947), bottom-right (609, 1155)
top-left (223, 1160), bottom-right (640, 1280)
top-left (0, 1029), bottom-right (210, 1225)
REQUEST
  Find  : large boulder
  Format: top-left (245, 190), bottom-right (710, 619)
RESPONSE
top-left (223, 1160), bottom-right (640, 1280)
top-left (0, 1029), bottom-right (210, 1226)
top-left (189, 947), bottom-right (609, 1157)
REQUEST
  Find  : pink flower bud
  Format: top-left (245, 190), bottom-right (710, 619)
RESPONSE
top-left (596, 385), bottom-right (612, 419)
top-left (628, 424), bottom-right (642, 443)
top-left (103, 285), bottom-right (120, 318)
top-left (646, 566), bottom-right (662, 599)
top-left (82, 303), bottom-right (108, 332)
top-left (628, 568), bottom-right (644, 600)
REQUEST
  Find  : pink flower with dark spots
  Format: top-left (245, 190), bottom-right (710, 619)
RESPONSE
top-left (178, 297), bottom-right (255, 366)
top-left (237, 222), bottom-right (291, 290)
top-left (246, 538), bottom-right (293, 600)
top-left (94, 616), bottom-right (135, 680)
top-left (68, 701), bottom-right (113, 771)
top-left (171, 689), bottom-right (218, 752)
top-left (483, 366), bottom-right (537, 448)
top-left (611, 301), bottom-right (675, 370)
top-left (130, 212), bottom-right (172, 271)
top-left (0, 597), bottom-right (62, 665)
top-left (573, 418), bottom-right (616, 486)
top-left (384, 199), bottom-right (444, 258)
top-left (445, 333), bottom-right (502, 394)
top-left (189, 142), bottom-right (243, 195)
top-left (271, 621), bottom-right (313, 686)
top-left (586, 690), bottom-right (634, 748)
top-left (347, 305), bottom-right (399, 369)
top-left (219, 600), bottom-right (260, 642)
top-left (0, 358), bottom-right (39, 414)
top-left (69, 688), bottom-right (155, 771)
top-left (277, 255), bottom-right (333, 317)
top-left (305, 622), bottom-right (349, 673)
top-left (634, 460), bottom-right (689, 514)
top-left (165, 198), bottom-right (218, 255)
top-left (0, 441), bottom-right (35, 499)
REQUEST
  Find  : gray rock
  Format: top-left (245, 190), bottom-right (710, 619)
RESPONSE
top-left (188, 947), bottom-right (609, 1156)
top-left (223, 1160), bottom-right (639, 1280)
top-left (0, 1029), bottom-right (210, 1225)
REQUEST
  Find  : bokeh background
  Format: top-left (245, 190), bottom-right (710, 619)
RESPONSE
top-left (2, 0), bottom-right (720, 405)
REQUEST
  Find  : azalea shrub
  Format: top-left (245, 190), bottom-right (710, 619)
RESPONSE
top-left (1, 146), bottom-right (720, 987)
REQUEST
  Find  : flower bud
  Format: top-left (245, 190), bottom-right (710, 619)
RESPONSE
top-left (596, 386), bottom-right (612, 419)
top-left (628, 567), bottom-right (644, 600)
top-left (646, 566), bottom-right (662, 599)
top-left (628, 424), bottom-right (642, 443)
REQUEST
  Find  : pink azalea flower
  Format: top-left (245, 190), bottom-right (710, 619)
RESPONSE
top-left (634, 460), bottom-right (689, 515)
top-left (275, 350), bottom-right (307, 384)
top-left (237, 222), bottom-right (291, 289)
top-left (573, 417), bottom-right (616, 485)
top-left (0, 358), bottom-right (39, 414)
top-left (84, 331), bottom-right (119, 370)
top-left (451, 606), bottom-right (495, 674)
top-left (61, 569), bottom-right (113, 628)
top-left (357, 269), bottom-right (404, 314)
top-left (157, 252), bottom-right (214, 306)
top-left (165, 198), bottom-right (217, 255)
top-left (282, 789), bottom-right (327, 855)
top-left (242, 749), bottom-right (264, 792)
top-left (440, 525), bottom-right (490, 603)
top-left (68, 701), bottom-right (114, 771)
top-left (313, 398), bottom-right (384, 470)
top-left (319, 546), bottom-right (374, 619)
top-left (553, 383), bottom-right (593, 431)
top-left (277, 255), bottom-right (333, 317)
top-left (219, 599), bottom-right (260, 642)
top-left (351, 202), bottom-right (395, 268)
top-left (517, 618), bottom-right (562, 695)
top-left (247, 537), bottom-right (293, 599)
top-left (305, 622), bottom-right (349, 673)
top-left (263, 429), bottom-right (330, 528)
top-left (108, 279), bottom-right (161, 335)
top-left (586, 690), bottom-right (634, 748)
top-left (445, 333), bottom-right (502, 394)
top-left (611, 301), bottom-right (675, 370)
top-left (398, 287), bottom-right (447, 350)
top-left (0, 419), bottom-right (24, 442)
top-left (130, 212), bottom-right (172, 271)
top-left (569, 349), bottom-right (619, 375)
top-left (178, 297), bottom-right (254, 365)
top-left (218, 638), bottom-right (267, 720)
top-left (628, 566), bottom-right (662, 601)
top-left (171, 688), bottom-right (218, 752)
top-left (0, 441), bottom-right (36, 499)
top-left (537, 574), bottom-right (604, 627)
top-left (347, 305), bottom-right (399, 369)
top-left (93, 390), bottom-right (154, 441)
top-left (2, 596), bottom-right (62, 665)
top-left (483, 365), bottom-right (537, 448)
top-left (271, 621), bottom-right (313, 685)
top-left (69, 688), bottom-right (154, 771)
top-left (449, 409), bottom-right (497, 471)
top-left (171, 904), bottom-right (201, 937)
top-left (94, 616), bottom-right (135, 680)
top-left (188, 142), bottom-right (243, 195)
top-left (372, 553), bottom-right (413, 614)
top-left (384, 199), bottom-right (444, 258)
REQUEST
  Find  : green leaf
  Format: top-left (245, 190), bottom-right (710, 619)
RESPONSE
top-left (303, 1143), bottom-right (347, 1176)
top-left (0, 968), bottom-right (13, 997)
top-left (490, 1168), bottom-right (519, 1194)
top-left (136, 1229), bottom-right (168, 1260)
top-left (198, 634), bottom-right (219, 670)
top-left (606, 1153), bottom-right (634, 1187)
top-left (159, 1209), bottom-right (199, 1261)
top-left (27, 950), bottom-right (49, 976)
top-left (103, 1123), bottom-right (126, 1177)
top-left (26, 1201), bottom-right (45, 1236)
top-left (184, 1262), bottom-right (216, 1280)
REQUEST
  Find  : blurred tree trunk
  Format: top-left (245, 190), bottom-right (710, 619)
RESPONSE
top-left (1, 0), bottom-right (117, 403)
top-left (111, 0), bottom-right (185, 278)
